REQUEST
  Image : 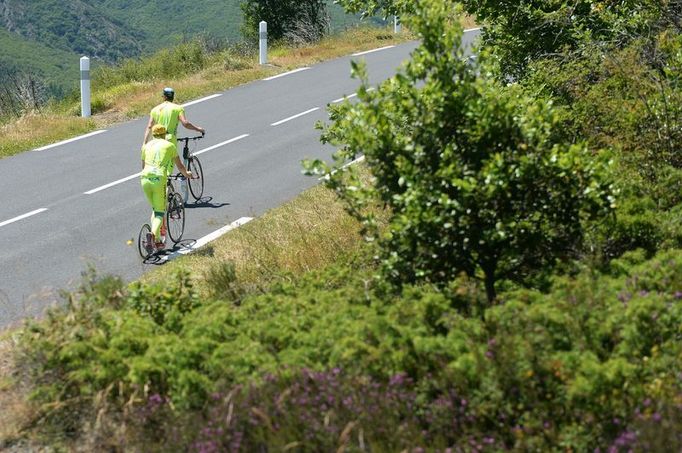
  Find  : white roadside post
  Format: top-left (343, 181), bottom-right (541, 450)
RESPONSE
top-left (80, 56), bottom-right (91, 118)
top-left (259, 21), bottom-right (268, 65)
top-left (394, 16), bottom-right (402, 34)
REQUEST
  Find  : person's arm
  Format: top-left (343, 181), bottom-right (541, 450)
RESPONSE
top-left (179, 113), bottom-right (205, 135)
top-left (142, 116), bottom-right (155, 145)
top-left (174, 156), bottom-right (193, 179)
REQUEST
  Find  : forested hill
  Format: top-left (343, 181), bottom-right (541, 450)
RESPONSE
top-left (0, 0), bottom-right (145, 62)
top-left (0, 0), bottom-right (362, 92)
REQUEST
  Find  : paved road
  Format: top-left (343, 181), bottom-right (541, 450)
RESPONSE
top-left (0, 30), bottom-right (480, 328)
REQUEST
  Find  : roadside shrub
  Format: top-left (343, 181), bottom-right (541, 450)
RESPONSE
top-left (204, 260), bottom-right (245, 304)
top-left (17, 250), bottom-right (682, 450)
top-left (127, 269), bottom-right (201, 332)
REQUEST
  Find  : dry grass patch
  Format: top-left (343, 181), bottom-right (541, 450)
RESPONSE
top-left (143, 183), bottom-right (365, 297)
top-left (270, 27), bottom-right (415, 68)
top-left (0, 332), bottom-right (34, 449)
top-left (0, 114), bottom-right (96, 158)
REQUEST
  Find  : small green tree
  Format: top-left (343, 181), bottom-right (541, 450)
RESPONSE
top-left (307, 0), bottom-right (616, 302)
top-left (241, 0), bottom-right (329, 44)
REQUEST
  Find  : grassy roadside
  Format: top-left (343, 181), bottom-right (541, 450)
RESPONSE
top-left (0, 174), bottom-right (372, 448)
top-left (0, 26), bottom-right (415, 160)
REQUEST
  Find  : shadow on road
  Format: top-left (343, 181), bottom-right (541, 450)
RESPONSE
top-left (142, 239), bottom-right (197, 265)
top-left (184, 196), bottom-right (230, 209)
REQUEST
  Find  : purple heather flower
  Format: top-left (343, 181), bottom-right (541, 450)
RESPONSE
top-left (674, 291), bottom-right (682, 300)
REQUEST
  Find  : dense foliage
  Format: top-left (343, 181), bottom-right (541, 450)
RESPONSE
top-left (310, 0), bottom-right (615, 301)
top-left (16, 249), bottom-right (682, 450)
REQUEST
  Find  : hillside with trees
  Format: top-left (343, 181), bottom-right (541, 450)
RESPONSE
top-left (0, 0), bottom-right (369, 94)
top-left (2, 0), bottom-right (681, 451)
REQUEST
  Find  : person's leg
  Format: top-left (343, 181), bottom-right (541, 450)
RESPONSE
top-left (142, 176), bottom-right (165, 239)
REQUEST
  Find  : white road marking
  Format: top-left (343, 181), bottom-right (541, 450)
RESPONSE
top-left (318, 155), bottom-right (366, 181)
top-left (271, 108), bottom-right (320, 126)
top-left (332, 93), bottom-right (358, 104)
top-left (33, 130), bottom-right (107, 152)
top-left (84, 134), bottom-right (249, 194)
top-left (331, 87), bottom-right (375, 104)
top-left (352, 45), bottom-right (395, 57)
top-left (464, 27), bottom-right (482, 32)
top-left (264, 67), bottom-right (310, 81)
top-left (84, 172), bottom-right (141, 195)
top-left (182, 94), bottom-right (222, 107)
top-left (0, 208), bottom-right (48, 228)
top-left (194, 134), bottom-right (250, 156)
top-left (159, 217), bottom-right (254, 262)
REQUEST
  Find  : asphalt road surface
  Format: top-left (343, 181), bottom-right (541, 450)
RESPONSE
top-left (0, 29), bottom-right (480, 328)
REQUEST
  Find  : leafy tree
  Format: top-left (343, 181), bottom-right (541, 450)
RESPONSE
top-left (461, 0), bottom-right (666, 79)
top-left (307, 0), bottom-right (616, 302)
top-left (241, 0), bottom-right (330, 44)
top-left (333, 0), bottom-right (412, 17)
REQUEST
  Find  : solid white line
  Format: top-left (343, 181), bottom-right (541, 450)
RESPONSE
top-left (182, 94), bottom-right (222, 107)
top-left (264, 67), bottom-right (310, 81)
top-left (33, 130), bottom-right (107, 152)
top-left (271, 108), bottom-right (320, 126)
top-left (0, 208), bottom-right (48, 228)
top-left (84, 172), bottom-right (141, 195)
top-left (318, 155), bottom-right (365, 181)
top-left (194, 134), bottom-right (250, 156)
top-left (332, 93), bottom-right (358, 104)
top-left (159, 217), bottom-right (254, 262)
top-left (352, 45), bottom-right (395, 57)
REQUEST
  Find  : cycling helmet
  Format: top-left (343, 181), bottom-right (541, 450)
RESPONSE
top-left (162, 87), bottom-right (175, 101)
top-left (151, 124), bottom-right (167, 137)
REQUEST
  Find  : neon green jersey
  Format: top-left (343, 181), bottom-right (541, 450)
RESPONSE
top-left (150, 101), bottom-right (184, 145)
top-left (141, 138), bottom-right (177, 177)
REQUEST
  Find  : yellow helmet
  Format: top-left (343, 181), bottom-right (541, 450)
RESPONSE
top-left (151, 124), bottom-right (167, 137)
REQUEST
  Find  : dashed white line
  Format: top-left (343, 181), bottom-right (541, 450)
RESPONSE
top-left (183, 94), bottom-right (222, 107)
top-left (159, 217), bottom-right (254, 262)
top-left (271, 108), bottom-right (320, 126)
top-left (194, 134), bottom-right (250, 156)
top-left (33, 130), bottom-right (107, 152)
top-left (84, 173), bottom-right (141, 195)
top-left (264, 67), bottom-right (310, 81)
top-left (84, 134), bottom-right (249, 194)
top-left (352, 45), bottom-right (395, 57)
top-left (0, 208), bottom-right (48, 228)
